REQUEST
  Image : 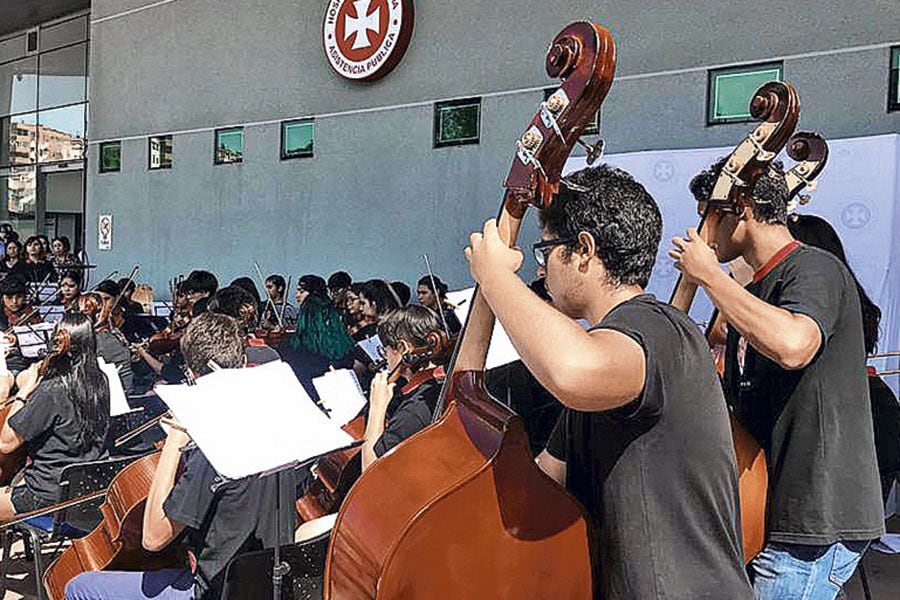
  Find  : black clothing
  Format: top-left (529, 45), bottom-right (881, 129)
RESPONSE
top-left (160, 350), bottom-right (188, 384)
top-left (485, 360), bottom-right (562, 456)
top-left (549, 295), bottom-right (750, 599)
top-left (97, 330), bottom-right (135, 394)
top-left (163, 446), bottom-right (296, 599)
top-left (724, 244), bottom-right (884, 545)
top-left (869, 375), bottom-right (900, 489)
top-left (24, 261), bottom-right (58, 284)
top-left (10, 484), bottom-right (46, 513)
top-left (8, 377), bottom-right (109, 505)
top-left (373, 377), bottom-right (441, 458)
top-left (0, 260), bottom-right (27, 280)
top-left (439, 306), bottom-right (462, 335)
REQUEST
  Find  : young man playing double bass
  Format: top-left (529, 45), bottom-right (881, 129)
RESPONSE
top-left (65, 312), bottom-right (296, 600)
top-left (465, 164), bottom-right (752, 599)
top-left (669, 161), bottom-right (884, 599)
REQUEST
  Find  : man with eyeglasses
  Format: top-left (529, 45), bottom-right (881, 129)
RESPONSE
top-left (465, 164), bottom-right (751, 599)
top-left (669, 159), bottom-right (883, 599)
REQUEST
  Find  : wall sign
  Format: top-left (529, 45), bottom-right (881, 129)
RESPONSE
top-left (98, 214), bottom-right (113, 250)
top-left (323, 0), bottom-right (414, 82)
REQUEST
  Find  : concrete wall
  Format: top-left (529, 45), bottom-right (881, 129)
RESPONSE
top-left (85, 0), bottom-right (900, 293)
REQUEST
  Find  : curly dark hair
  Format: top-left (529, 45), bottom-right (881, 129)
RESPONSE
top-left (690, 158), bottom-right (790, 225)
top-left (539, 164), bottom-right (662, 288)
top-left (180, 312), bottom-right (245, 374)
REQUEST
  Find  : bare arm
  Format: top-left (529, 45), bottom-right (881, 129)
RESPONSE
top-left (0, 400), bottom-right (26, 454)
top-left (361, 371), bottom-right (395, 471)
top-left (142, 427), bottom-right (189, 552)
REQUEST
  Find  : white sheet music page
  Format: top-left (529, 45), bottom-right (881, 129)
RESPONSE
top-left (356, 334), bottom-right (384, 364)
top-left (446, 287), bottom-right (522, 369)
top-left (98, 357), bottom-right (131, 416)
top-left (154, 360), bottom-right (354, 479)
top-left (313, 369), bottom-right (366, 426)
top-left (12, 322), bottom-right (56, 359)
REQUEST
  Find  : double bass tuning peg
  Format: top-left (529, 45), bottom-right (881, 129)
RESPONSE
top-left (575, 137), bottom-right (605, 165)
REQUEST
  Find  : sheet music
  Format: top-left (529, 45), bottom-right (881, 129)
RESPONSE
top-left (313, 369), bottom-right (367, 426)
top-left (28, 283), bottom-right (58, 304)
top-left (357, 334), bottom-right (384, 364)
top-left (154, 361), bottom-right (355, 479)
top-left (98, 357), bottom-right (131, 417)
top-left (12, 322), bottom-right (56, 359)
top-left (38, 305), bottom-right (66, 323)
top-left (446, 287), bottom-right (522, 369)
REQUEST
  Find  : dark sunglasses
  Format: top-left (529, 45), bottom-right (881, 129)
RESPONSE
top-left (533, 236), bottom-right (577, 267)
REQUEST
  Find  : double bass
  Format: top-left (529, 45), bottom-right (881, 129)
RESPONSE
top-left (668, 81), bottom-right (816, 562)
top-left (325, 22), bottom-right (615, 598)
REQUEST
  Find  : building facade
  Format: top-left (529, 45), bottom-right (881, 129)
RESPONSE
top-left (2, 0), bottom-right (899, 293)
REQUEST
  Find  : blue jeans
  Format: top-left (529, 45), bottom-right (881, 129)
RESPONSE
top-left (749, 541), bottom-right (869, 600)
top-left (65, 569), bottom-right (194, 599)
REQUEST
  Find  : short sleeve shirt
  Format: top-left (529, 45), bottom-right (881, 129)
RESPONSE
top-left (724, 244), bottom-right (884, 544)
top-left (163, 447), bottom-right (296, 599)
top-left (8, 377), bottom-right (109, 504)
top-left (373, 378), bottom-right (441, 458)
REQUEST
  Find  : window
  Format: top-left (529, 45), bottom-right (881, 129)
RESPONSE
top-left (890, 47), bottom-right (900, 112)
top-left (0, 56), bottom-right (38, 116)
top-left (707, 62), bottom-right (783, 125)
top-left (99, 141), bottom-right (121, 173)
top-left (543, 88), bottom-right (599, 135)
top-left (37, 42), bottom-right (88, 109)
top-left (214, 127), bottom-right (243, 164)
top-left (281, 119), bottom-right (314, 160)
top-left (434, 98), bottom-right (481, 147)
top-left (149, 135), bottom-right (173, 169)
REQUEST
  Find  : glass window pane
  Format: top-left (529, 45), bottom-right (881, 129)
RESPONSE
top-left (0, 56), bottom-right (38, 116)
top-left (215, 128), bottom-right (243, 164)
top-left (149, 135), bottom-right (173, 169)
top-left (434, 100), bottom-right (480, 147)
top-left (1, 113), bottom-right (38, 167)
top-left (38, 43), bottom-right (87, 109)
top-left (281, 120), bottom-right (314, 159)
top-left (39, 16), bottom-right (89, 52)
top-left (0, 165), bottom-right (37, 232)
top-left (37, 104), bottom-right (85, 163)
top-left (709, 64), bottom-right (782, 124)
top-left (891, 48), bottom-right (900, 111)
top-left (0, 34), bottom-right (27, 63)
top-left (99, 141), bottom-right (121, 173)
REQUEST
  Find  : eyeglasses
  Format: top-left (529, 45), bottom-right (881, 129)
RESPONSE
top-left (532, 236), bottom-right (576, 267)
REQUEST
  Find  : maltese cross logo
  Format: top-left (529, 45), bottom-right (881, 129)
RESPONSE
top-left (344, 0), bottom-right (380, 50)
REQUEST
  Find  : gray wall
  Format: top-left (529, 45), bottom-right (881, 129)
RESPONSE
top-left (85, 0), bottom-right (900, 294)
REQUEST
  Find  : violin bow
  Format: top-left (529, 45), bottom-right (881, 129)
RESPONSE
top-left (279, 275), bottom-right (292, 326)
top-left (253, 261), bottom-right (284, 330)
top-left (99, 264), bottom-right (139, 329)
top-left (422, 253), bottom-right (451, 339)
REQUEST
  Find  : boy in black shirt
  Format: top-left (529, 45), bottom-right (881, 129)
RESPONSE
top-left (361, 305), bottom-right (445, 471)
top-left (65, 312), bottom-right (295, 600)
top-left (670, 160), bottom-right (884, 598)
top-left (465, 164), bottom-right (751, 599)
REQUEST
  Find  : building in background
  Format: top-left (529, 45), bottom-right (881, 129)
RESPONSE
top-left (1, 0), bottom-right (898, 293)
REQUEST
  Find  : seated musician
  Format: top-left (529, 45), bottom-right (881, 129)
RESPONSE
top-left (465, 165), bottom-right (752, 598)
top-left (208, 285), bottom-right (280, 366)
top-left (75, 293), bottom-right (135, 394)
top-left (65, 312), bottom-right (296, 600)
top-left (416, 275), bottom-right (462, 334)
top-left (51, 235), bottom-right (80, 271)
top-left (57, 269), bottom-right (83, 310)
top-left (361, 305), bottom-right (445, 471)
top-left (0, 314), bottom-right (110, 521)
top-left (0, 276), bottom-right (43, 388)
top-left (180, 270), bottom-right (219, 305)
top-left (260, 274), bottom-right (297, 330)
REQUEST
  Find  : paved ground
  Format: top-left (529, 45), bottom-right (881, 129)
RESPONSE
top-left (2, 520), bottom-right (899, 599)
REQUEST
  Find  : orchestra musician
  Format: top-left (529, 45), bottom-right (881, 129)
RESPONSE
top-left (57, 269), bottom-right (83, 310)
top-left (0, 314), bottom-right (110, 522)
top-left (64, 312), bottom-right (296, 600)
top-left (361, 305), bottom-right (446, 471)
top-left (207, 286), bottom-right (280, 366)
top-left (23, 235), bottom-right (58, 284)
top-left (0, 240), bottom-right (27, 280)
top-left (415, 274), bottom-right (462, 334)
top-left (465, 165), bottom-right (752, 598)
top-left (259, 274), bottom-right (297, 330)
top-left (51, 236), bottom-right (81, 272)
top-left (75, 292), bottom-right (135, 394)
top-left (670, 160), bottom-right (884, 598)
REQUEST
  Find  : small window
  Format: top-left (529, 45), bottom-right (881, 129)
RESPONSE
top-left (281, 119), bottom-right (314, 160)
top-left (543, 88), bottom-right (599, 135)
top-left (214, 127), bottom-right (243, 164)
top-left (434, 98), bottom-right (481, 148)
top-left (149, 135), bottom-right (173, 169)
top-left (99, 141), bottom-right (121, 173)
top-left (889, 47), bottom-right (900, 112)
top-left (707, 62), bottom-right (783, 125)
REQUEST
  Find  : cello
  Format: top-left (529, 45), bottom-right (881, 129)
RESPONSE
top-left (325, 21), bottom-right (615, 598)
top-left (668, 81), bottom-right (805, 562)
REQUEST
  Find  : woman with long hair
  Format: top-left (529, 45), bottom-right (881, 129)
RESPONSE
top-left (23, 234), bottom-right (58, 284)
top-left (0, 240), bottom-right (26, 280)
top-left (280, 274), bottom-right (355, 401)
top-left (57, 269), bottom-right (83, 310)
top-left (0, 313), bottom-right (111, 520)
top-left (416, 275), bottom-right (462, 335)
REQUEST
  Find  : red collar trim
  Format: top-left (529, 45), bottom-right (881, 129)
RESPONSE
top-left (866, 366), bottom-right (878, 377)
top-left (244, 336), bottom-right (268, 348)
top-left (752, 241), bottom-right (801, 284)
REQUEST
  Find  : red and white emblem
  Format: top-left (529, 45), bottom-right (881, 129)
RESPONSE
top-left (323, 0), bottom-right (414, 81)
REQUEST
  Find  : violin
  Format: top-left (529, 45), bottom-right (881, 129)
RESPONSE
top-left (325, 22), bottom-right (615, 598)
top-left (669, 81), bottom-right (804, 563)
top-left (294, 332), bottom-right (451, 525)
top-left (42, 452), bottom-right (186, 600)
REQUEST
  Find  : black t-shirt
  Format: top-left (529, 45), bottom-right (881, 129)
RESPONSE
top-left (8, 377), bottom-right (109, 504)
top-left (869, 375), bottom-right (900, 479)
top-left (548, 295), bottom-right (750, 599)
top-left (97, 330), bottom-right (135, 394)
top-left (163, 447), bottom-right (297, 600)
top-left (24, 261), bottom-right (58, 284)
top-left (373, 377), bottom-right (441, 457)
top-left (723, 244), bottom-right (884, 545)
top-left (485, 360), bottom-right (562, 456)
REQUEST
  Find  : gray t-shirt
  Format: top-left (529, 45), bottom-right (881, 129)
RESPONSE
top-left (550, 295), bottom-right (751, 599)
